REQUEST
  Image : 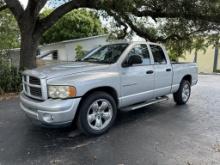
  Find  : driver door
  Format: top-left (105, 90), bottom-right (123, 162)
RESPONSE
top-left (120, 44), bottom-right (155, 107)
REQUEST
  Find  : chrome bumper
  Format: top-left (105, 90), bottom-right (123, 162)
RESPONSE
top-left (20, 92), bottom-right (81, 126)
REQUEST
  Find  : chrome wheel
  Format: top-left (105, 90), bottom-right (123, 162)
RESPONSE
top-left (182, 83), bottom-right (190, 102)
top-left (87, 99), bottom-right (113, 131)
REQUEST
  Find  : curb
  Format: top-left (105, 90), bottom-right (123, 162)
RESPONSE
top-left (199, 73), bottom-right (220, 76)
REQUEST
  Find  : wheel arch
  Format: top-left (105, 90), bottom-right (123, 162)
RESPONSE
top-left (81, 86), bottom-right (119, 105)
top-left (181, 74), bottom-right (192, 85)
top-left (73, 86), bottom-right (119, 125)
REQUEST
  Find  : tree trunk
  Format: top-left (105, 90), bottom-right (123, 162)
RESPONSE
top-left (194, 51), bottom-right (198, 63)
top-left (19, 32), bottom-right (40, 70)
top-left (213, 46), bottom-right (219, 72)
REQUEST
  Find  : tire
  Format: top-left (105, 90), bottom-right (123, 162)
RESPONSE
top-left (77, 91), bottom-right (117, 136)
top-left (173, 80), bottom-right (191, 105)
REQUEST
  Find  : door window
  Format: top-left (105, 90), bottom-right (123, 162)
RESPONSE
top-left (150, 45), bottom-right (167, 64)
top-left (127, 44), bottom-right (151, 65)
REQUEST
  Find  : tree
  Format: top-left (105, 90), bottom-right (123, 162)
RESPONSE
top-left (190, 37), bottom-right (207, 63)
top-left (207, 34), bottom-right (220, 72)
top-left (0, 9), bottom-right (20, 50)
top-left (1, 0), bottom-right (220, 69)
top-left (41, 9), bottom-right (105, 44)
top-left (165, 39), bottom-right (193, 62)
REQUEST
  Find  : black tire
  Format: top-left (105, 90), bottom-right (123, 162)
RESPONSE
top-left (173, 80), bottom-right (191, 105)
top-left (77, 91), bottom-right (117, 136)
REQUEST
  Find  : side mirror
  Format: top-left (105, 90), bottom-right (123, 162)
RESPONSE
top-left (127, 55), bottom-right (143, 66)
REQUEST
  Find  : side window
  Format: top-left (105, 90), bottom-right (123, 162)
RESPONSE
top-left (150, 45), bottom-right (167, 64)
top-left (127, 44), bottom-right (151, 65)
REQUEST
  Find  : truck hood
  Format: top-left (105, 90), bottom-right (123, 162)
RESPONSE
top-left (23, 62), bottom-right (110, 79)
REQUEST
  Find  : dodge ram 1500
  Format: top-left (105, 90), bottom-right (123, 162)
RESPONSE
top-left (20, 42), bottom-right (198, 135)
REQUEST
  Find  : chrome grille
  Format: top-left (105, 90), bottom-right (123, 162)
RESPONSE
top-left (22, 75), bottom-right (46, 100)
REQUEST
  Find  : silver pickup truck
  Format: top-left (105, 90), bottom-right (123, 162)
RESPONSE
top-left (20, 42), bottom-right (198, 136)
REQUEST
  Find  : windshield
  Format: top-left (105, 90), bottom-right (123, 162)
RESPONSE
top-left (82, 44), bottom-right (128, 64)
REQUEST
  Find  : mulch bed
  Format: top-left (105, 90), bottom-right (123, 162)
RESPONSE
top-left (0, 93), bottom-right (19, 101)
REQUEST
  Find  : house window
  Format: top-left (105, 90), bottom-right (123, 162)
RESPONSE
top-left (52, 50), bottom-right (58, 60)
top-left (36, 49), bottom-right (40, 56)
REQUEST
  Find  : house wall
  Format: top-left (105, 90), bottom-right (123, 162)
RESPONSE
top-left (217, 52), bottom-right (220, 70)
top-left (39, 35), bottom-right (108, 61)
top-left (5, 35), bottom-right (112, 68)
top-left (179, 45), bottom-right (217, 73)
top-left (65, 36), bottom-right (108, 61)
top-left (39, 44), bottom-right (66, 61)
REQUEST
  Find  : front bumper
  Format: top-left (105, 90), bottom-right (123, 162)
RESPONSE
top-left (20, 92), bottom-right (81, 126)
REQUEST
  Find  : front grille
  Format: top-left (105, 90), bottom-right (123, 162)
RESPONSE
top-left (30, 86), bottom-right (42, 97)
top-left (22, 75), bottom-right (46, 100)
top-left (29, 76), bottom-right (41, 85)
top-left (23, 76), bottom-right (27, 82)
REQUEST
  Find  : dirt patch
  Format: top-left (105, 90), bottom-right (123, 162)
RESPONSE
top-left (0, 93), bottom-right (19, 101)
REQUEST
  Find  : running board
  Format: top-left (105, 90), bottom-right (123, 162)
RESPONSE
top-left (121, 96), bottom-right (169, 111)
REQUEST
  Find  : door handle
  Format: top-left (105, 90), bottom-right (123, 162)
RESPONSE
top-left (146, 70), bottom-right (154, 74)
top-left (166, 68), bottom-right (172, 72)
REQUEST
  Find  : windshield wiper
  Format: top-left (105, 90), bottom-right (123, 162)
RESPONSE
top-left (82, 57), bottom-right (112, 64)
top-left (83, 57), bottom-right (100, 62)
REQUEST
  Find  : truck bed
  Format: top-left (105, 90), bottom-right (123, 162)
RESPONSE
top-left (171, 62), bottom-right (198, 92)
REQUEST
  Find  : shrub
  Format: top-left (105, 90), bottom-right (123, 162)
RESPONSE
top-left (75, 45), bottom-right (85, 61)
top-left (0, 59), bottom-right (22, 95)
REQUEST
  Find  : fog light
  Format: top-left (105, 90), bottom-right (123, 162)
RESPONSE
top-left (42, 113), bottom-right (54, 122)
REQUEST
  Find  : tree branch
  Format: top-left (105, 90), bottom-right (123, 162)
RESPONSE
top-left (109, 11), bottom-right (211, 43)
top-left (26, 0), bottom-right (47, 16)
top-left (123, 14), bottom-right (157, 41)
top-left (38, 0), bottom-right (90, 34)
top-left (4, 0), bottom-right (24, 22)
top-left (132, 9), bottom-right (220, 24)
top-left (0, 4), bottom-right (7, 12)
top-left (106, 10), bottom-right (128, 39)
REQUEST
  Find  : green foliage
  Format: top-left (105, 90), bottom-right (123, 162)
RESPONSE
top-left (41, 9), bottom-right (105, 44)
top-left (207, 34), bottom-right (220, 48)
top-left (3, 0), bottom-right (220, 69)
top-left (0, 56), bottom-right (21, 95)
top-left (165, 39), bottom-right (193, 61)
top-left (75, 45), bottom-right (85, 60)
top-left (190, 37), bottom-right (207, 54)
top-left (189, 37), bottom-right (208, 62)
top-left (165, 36), bottom-right (208, 62)
top-left (0, 9), bottom-right (20, 50)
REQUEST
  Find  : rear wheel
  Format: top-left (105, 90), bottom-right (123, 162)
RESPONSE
top-left (77, 92), bottom-right (117, 136)
top-left (173, 80), bottom-right (191, 105)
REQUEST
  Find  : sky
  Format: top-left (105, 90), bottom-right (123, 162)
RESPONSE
top-left (19, 0), bottom-right (28, 9)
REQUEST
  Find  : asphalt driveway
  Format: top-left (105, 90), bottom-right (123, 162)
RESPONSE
top-left (0, 75), bottom-right (220, 165)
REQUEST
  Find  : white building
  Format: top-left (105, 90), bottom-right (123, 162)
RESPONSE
top-left (38, 34), bottom-right (109, 61)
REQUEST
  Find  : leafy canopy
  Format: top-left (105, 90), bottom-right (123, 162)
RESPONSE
top-left (41, 9), bottom-right (106, 44)
top-left (2, 0), bottom-right (220, 69)
top-left (0, 9), bottom-right (20, 50)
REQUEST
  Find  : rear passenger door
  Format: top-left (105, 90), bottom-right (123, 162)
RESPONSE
top-left (149, 44), bottom-right (172, 97)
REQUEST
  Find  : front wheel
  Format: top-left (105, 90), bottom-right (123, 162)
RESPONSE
top-left (173, 80), bottom-right (191, 105)
top-left (77, 92), bottom-right (117, 136)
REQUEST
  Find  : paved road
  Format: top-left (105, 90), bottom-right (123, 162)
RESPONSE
top-left (0, 75), bottom-right (220, 165)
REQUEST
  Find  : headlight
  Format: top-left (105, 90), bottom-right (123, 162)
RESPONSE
top-left (48, 86), bottom-right (77, 99)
